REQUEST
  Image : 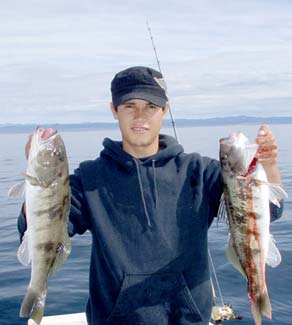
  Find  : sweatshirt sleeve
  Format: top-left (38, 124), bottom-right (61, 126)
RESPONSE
top-left (17, 204), bottom-right (27, 243)
top-left (203, 159), bottom-right (223, 227)
top-left (68, 167), bottom-right (91, 236)
top-left (270, 201), bottom-right (284, 222)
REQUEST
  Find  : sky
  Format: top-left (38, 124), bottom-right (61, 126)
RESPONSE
top-left (1, 0), bottom-right (292, 124)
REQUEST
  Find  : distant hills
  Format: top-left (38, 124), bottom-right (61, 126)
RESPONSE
top-left (166, 115), bottom-right (292, 127)
top-left (0, 116), bottom-right (292, 133)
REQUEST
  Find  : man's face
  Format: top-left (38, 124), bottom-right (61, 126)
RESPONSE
top-left (110, 99), bottom-right (169, 157)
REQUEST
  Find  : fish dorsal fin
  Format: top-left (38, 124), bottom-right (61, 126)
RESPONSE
top-left (217, 194), bottom-right (228, 223)
top-left (17, 231), bottom-right (31, 266)
top-left (226, 236), bottom-right (247, 280)
top-left (49, 230), bottom-right (71, 277)
top-left (266, 236), bottom-right (282, 268)
top-left (268, 183), bottom-right (288, 207)
top-left (8, 181), bottom-right (25, 197)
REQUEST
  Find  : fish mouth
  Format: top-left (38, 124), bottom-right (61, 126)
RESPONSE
top-left (219, 137), bottom-right (232, 145)
top-left (37, 128), bottom-right (58, 141)
top-left (220, 132), bottom-right (258, 175)
top-left (219, 132), bottom-right (242, 145)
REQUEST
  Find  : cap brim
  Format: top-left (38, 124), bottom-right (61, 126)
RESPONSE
top-left (115, 92), bottom-right (167, 107)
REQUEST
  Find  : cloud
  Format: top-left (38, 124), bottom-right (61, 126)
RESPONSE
top-left (1, 0), bottom-right (292, 123)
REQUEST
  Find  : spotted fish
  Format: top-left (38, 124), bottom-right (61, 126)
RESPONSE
top-left (10, 127), bottom-right (71, 324)
top-left (218, 132), bottom-right (287, 325)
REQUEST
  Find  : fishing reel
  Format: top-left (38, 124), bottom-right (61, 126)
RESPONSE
top-left (211, 304), bottom-right (242, 324)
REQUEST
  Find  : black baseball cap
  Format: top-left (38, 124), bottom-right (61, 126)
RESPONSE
top-left (111, 66), bottom-right (168, 107)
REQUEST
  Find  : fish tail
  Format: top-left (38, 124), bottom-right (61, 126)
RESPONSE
top-left (251, 289), bottom-right (271, 325)
top-left (20, 287), bottom-right (47, 324)
top-left (260, 289), bottom-right (272, 319)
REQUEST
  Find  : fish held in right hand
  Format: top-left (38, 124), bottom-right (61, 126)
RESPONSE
top-left (13, 127), bottom-right (71, 324)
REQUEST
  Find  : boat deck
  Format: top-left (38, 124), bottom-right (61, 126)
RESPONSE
top-left (28, 313), bottom-right (214, 324)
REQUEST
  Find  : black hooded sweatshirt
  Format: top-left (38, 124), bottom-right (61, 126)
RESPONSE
top-left (68, 134), bottom-right (222, 324)
top-left (18, 134), bottom-right (283, 324)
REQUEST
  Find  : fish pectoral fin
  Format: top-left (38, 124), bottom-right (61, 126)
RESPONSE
top-left (266, 236), bottom-right (282, 268)
top-left (37, 175), bottom-right (55, 188)
top-left (217, 194), bottom-right (228, 223)
top-left (22, 172), bottom-right (54, 188)
top-left (49, 231), bottom-right (71, 277)
top-left (226, 237), bottom-right (247, 280)
top-left (21, 173), bottom-right (42, 186)
top-left (268, 183), bottom-right (288, 207)
top-left (17, 231), bottom-right (31, 266)
top-left (8, 180), bottom-right (25, 197)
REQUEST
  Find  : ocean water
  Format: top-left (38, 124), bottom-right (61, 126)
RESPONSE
top-left (0, 124), bottom-right (291, 325)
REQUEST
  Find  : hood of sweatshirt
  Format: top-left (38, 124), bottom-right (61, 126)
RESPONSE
top-left (100, 134), bottom-right (184, 228)
top-left (100, 134), bottom-right (184, 170)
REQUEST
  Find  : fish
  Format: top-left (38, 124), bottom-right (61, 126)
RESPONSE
top-left (9, 127), bottom-right (71, 324)
top-left (218, 132), bottom-right (287, 325)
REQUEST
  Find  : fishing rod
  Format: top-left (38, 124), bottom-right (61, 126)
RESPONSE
top-left (146, 21), bottom-right (179, 142)
top-left (146, 22), bottom-right (242, 325)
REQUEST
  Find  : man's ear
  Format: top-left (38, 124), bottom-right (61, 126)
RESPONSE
top-left (162, 102), bottom-right (169, 119)
top-left (110, 102), bottom-right (118, 120)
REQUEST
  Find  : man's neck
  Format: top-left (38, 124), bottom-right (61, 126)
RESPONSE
top-left (122, 143), bottom-right (159, 158)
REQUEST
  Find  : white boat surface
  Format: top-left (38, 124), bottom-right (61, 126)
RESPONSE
top-left (28, 312), bottom-right (87, 325)
top-left (27, 313), bottom-right (214, 324)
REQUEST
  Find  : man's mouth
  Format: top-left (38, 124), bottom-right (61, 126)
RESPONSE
top-left (131, 126), bottom-right (149, 132)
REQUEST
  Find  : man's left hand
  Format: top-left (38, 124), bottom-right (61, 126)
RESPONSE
top-left (255, 124), bottom-right (282, 184)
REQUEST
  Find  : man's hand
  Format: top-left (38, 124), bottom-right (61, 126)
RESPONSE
top-left (255, 125), bottom-right (282, 185)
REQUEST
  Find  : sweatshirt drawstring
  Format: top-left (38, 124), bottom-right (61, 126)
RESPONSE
top-left (133, 159), bottom-right (152, 228)
top-left (152, 160), bottom-right (158, 208)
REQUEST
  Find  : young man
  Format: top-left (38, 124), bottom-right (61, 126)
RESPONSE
top-left (18, 66), bottom-right (284, 324)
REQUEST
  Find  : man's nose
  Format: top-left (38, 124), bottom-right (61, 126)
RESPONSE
top-left (133, 107), bottom-right (146, 118)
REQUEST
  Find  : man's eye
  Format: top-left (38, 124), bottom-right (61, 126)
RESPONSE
top-left (125, 104), bottom-right (134, 109)
top-left (148, 105), bottom-right (158, 109)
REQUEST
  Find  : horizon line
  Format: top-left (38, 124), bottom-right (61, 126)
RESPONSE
top-left (1, 115), bottom-right (292, 128)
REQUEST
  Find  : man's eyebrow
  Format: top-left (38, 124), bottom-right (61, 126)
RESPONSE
top-left (123, 101), bottom-right (136, 104)
top-left (123, 100), bottom-right (154, 105)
